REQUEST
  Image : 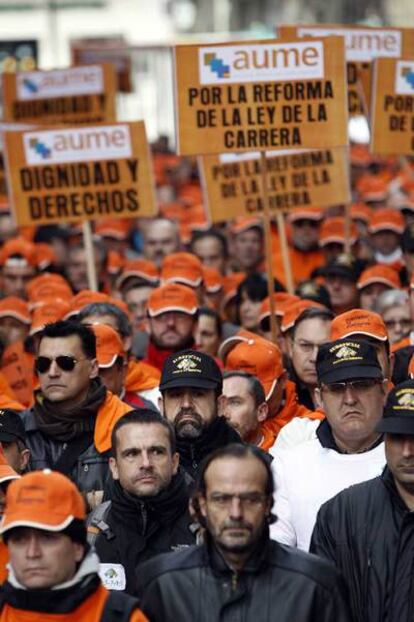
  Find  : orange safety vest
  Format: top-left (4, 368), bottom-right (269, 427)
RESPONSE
top-left (0, 582), bottom-right (148, 622)
top-left (261, 380), bottom-right (324, 438)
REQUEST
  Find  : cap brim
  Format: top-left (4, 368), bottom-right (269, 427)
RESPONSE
top-left (0, 469), bottom-right (19, 486)
top-left (324, 267), bottom-right (356, 280)
top-left (320, 365), bottom-right (383, 385)
top-left (376, 416), bottom-right (414, 435)
top-left (159, 377), bottom-right (219, 391)
top-left (0, 311), bottom-right (30, 325)
top-left (357, 278), bottom-right (395, 290)
top-left (0, 512), bottom-right (74, 535)
top-left (97, 354), bottom-right (120, 368)
top-left (335, 329), bottom-right (388, 342)
top-left (0, 432), bottom-right (24, 444)
top-left (148, 305), bottom-right (197, 317)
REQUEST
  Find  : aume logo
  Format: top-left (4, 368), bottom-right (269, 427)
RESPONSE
top-left (395, 60), bottom-right (414, 95)
top-left (23, 125), bottom-right (132, 166)
top-left (16, 66), bottom-right (104, 101)
top-left (198, 42), bottom-right (324, 85)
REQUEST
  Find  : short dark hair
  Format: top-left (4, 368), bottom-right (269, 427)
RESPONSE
top-left (199, 307), bottom-right (222, 338)
top-left (193, 444), bottom-right (276, 524)
top-left (291, 307), bottom-right (335, 338)
top-left (111, 409), bottom-right (176, 456)
top-left (223, 370), bottom-right (266, 407)
top-left (190, 228), bottom-right (228, 259)
top-left (78, 302), bottom-right (132, 339)
top-left (38, 320), bottom-right (96, 359)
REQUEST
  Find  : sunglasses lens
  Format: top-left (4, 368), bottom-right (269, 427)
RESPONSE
top-left (35, 357), bottom-right (51, 374)
top-left (56, 356), bottom-right (76, 372)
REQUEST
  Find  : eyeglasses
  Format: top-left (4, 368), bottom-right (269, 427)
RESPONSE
top-left (208, 493), bottom-right (267, 509)
top-left (384, 319), bottom-right (411, 329)
top-left (35, 355), bottom-right (86, 374)
top-left (321, 379), bottom-right (381, 395)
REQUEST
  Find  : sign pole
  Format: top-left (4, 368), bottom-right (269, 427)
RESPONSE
top-left (82, 221), bottom-right (98, 292)
top-left (260, 151), bottom-right (278, 344)
top-left (344, 203), bottom-right (352, 254)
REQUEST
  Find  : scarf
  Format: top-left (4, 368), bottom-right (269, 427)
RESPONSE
top-left (34, 378), bottom-right (107, 442)
top-left (145, 337), bottom-right (195, 372)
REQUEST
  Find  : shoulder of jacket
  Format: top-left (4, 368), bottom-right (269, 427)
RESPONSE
top-left (20, 408), bottom-right (37, 430)
top-left (137, 545), bottom-right (205, 587)
top-left (318, 475), bottom-right (385, 517)
top-left (267, 540), bottom-right (342, 591)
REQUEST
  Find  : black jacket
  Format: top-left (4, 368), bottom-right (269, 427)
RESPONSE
top-left (310, 468), bottom-right (414, 622)
top-left (90, 470), bottom-right (196, 593)
top-left (176, 416), bottom-right (242, 479)
top-left (136, 533), bottom-right (352, 622)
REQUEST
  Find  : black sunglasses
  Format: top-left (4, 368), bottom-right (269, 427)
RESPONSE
top-left (35, 355), bottom-right (86, 374)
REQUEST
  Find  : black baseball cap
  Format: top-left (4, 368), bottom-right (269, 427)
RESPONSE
top-left (376, 380), bottom-right (414, 435)
top-left (317, 338), bottom-right (383, 385)
top-left (0, 409), bottom-right (26, 444)
top-left (159, 349), bottom-right (222, 392)
top-left (322, 254), bottom-right (365, 282)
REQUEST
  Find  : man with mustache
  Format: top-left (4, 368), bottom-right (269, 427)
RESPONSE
top-left (136, 444), bottom-right (351, 621)
top-left (159, 350), bottom-right (242, 478)
top-left (311, 380), bottom-right (414, 622)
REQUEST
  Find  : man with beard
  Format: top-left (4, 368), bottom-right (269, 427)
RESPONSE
top-left (136, 444), bottom-right (351, 621)
top-left (159, 350), bottom-right (242, 478)
top-left (87, 410), bottom-right (196, 594)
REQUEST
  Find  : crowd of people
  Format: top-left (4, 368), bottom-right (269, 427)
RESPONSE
top-left (0, 141), bottom-right (413, 619)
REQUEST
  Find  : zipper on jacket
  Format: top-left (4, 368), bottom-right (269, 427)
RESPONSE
top-left (190, 445), bottom-right (197, 471)
top-left (140, 502), bottom-right (148, 535)
top-left (231, 572), bottom-right (238, 592)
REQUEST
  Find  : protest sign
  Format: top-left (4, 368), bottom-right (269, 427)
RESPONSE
top-left (4, 120), bottom-right (156, 226)
top-left (200, 146), bottom-right (351, 222)
top-left (173, 37), bottom-right (348, 156)
top-left (279, 25), bottom-right (414, 117)
top-left (370, 57), bottom-right (414, 156)
top-left (2, 63), bottom-right (117, 125)
top-left (0, 123), bottom-right (35, 210)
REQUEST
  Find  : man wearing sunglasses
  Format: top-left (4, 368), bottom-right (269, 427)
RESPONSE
top-left (21, 320), bottom-right (131, 508)
top-left (270, 338), bottom-right (387, 551)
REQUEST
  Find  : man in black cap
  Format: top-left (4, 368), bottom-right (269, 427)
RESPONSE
top-left (271, 338), bottom-right (387, 550)
top-left (0, 409), bottom-right (30, 474)
top-left (159, 349), bottom-right (242, 478)
top-left (311, 379), bottom-right (414, 622)
top-left (321, 253), bottom-right (365, 314)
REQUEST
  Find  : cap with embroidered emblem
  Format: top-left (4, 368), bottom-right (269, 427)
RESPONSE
top-left (376, 380), bottom-right (414, 434)
top-left (316, 338), bottom-right (383, 385)
top-left (160, 349), bottom-right (222, 392)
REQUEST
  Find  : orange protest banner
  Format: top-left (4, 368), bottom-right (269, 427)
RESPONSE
top-left (4, 121), bottom-right (157, 226)
top-left (199, 147), bottom-right (351, 222)
top-left (370, 58), bottom-right (414, 156)
top-left (173, 37), bottom-right (348, 156)
top-left (2, 63), bottom-right (117, 125)
top-left (0, 122), bottom-right (35, 210)
top-left (279, 25), bottom-right (414, 117)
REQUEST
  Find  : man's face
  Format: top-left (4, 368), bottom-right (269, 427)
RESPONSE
top-left (316, 378), bottom-right (386, 448)
top-left (0, 317), bottom-right (29, 347)
top-left (124, 285), bottom-right (154, 333)
top-left (1, 265), bottom-right (35, 299)
top-left (110, 423), bottom-right (179, 497)
top-left (2, 441), bottom-right (30, 475)
top-left (7, 528), bottom-right (84, 589)
top-left (221, 377), bottom-right (266, 442)
top-left (198, 455), bottom-right (270, 555)
top-left (192, 236), bottom-right (226, 275)
top-left (287, 318), bottom-right (331, 387)
top-left (37, 335), bottom-right (98, 409)
top-left (161, 387), bottom-right (217, 439)
top-left (371, 231), bottom-right (401, 256)
top-left (148, 311), bottom-right (195, 350)
top-left (385, 433), bottom-right (414, 493)
top-left (66, 248), bottom-right (105, 293)
top-left (325, 275), bottom-right (358, 312)
top-left (382, 305), bottom-right (412, 345)
top-left (195, 314), bottom-right (220, 357)
top-left (360, 284), bottom-right (390, 311)
top-left (239, 290), bottom-right (262, 332)
top-left (233, 229), bottom-right (263, 272)
top-left (291, 219), bottom-right (320, 251)
top-left (143, 221), bottom-right (179, 267)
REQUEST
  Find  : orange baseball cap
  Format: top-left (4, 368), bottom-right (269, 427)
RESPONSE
top-left (357, 265), bottom-right (401, 291)
top-left (331, 309), bottom-right (388, 342)
top-left (287, 206), bottom-right (324, 223)
top-left (225, 337), bottom-right (284, 400)
top-left (107, 250), bottom-right (125, 276)
top-left (66, 290), bottom-right (110, 318)
top-left (350, 203), bottom-right (373, 224)
top-left (368, 208), bottom-right (405, 235)
top-left (26, 273), bottom-right (72, 301)
top-left (230, 216), bottom-right (262, 235)
top-left (0, 237), bottom-right (37, 267)
top-left (95, 218), bottom-right (131, 240)
top-left (350, 143), bottom-right (371, 167)
top-left (222, 272), bottom-right (246, 307)
top-left (0, 443), bottom-right (19, 487)
top-left (161, 252), bottom-right (204, 288)
top-left (30, 300), bottom-right (71, 336)
top-left (147, 283), bottom-right (198, 317)
top-left (259, 293), bottom-right (300, 324)
top-left (319, 217), bottom-right (358, 247)
top-left (0, 470), bottom-right (86, 535)
top-left (34, 243), bottom-right (57, 270)
top-left (0, 297), bottom-right (31, 325)
top-left (281, 299), bottom-right (325, 333)
top-left (117, 259), bottom-right (159, 289)
top-left (358, 176), bottom-right (388, 202)
top-left (91, 324), bottom-right (125, 368)
top-left (203, 267), bottom-right (223, 294)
